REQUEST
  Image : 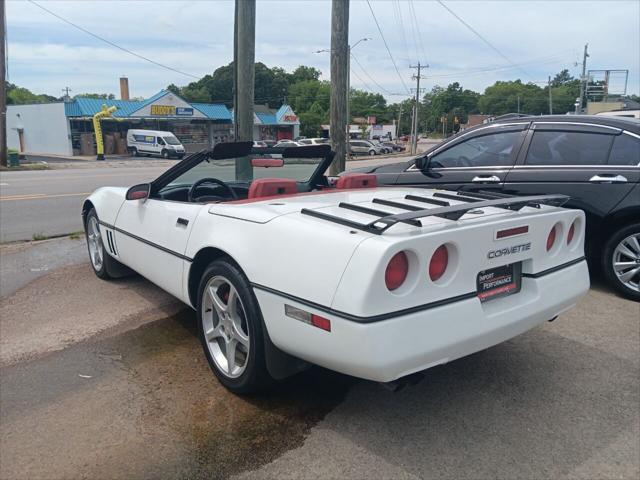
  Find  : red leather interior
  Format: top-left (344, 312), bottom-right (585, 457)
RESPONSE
top-left (336, 173), bottom-right (377, 189)
top-left (248, 178), bottom-right (298, 199)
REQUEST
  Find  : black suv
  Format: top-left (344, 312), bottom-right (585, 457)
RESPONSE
top-left (356, 115), bottom-right (640, 300)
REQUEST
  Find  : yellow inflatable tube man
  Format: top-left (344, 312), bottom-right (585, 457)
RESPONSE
top-left (93, 105), bottom-right (117, 160)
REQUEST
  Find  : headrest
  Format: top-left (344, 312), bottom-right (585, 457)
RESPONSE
top-left (248, 178), bottom-right (298, 199)
top-left (336, 173), bottom-right (378, 189)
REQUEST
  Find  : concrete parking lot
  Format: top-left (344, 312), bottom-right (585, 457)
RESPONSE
top-left (0, 236), bottom-right (638, 479)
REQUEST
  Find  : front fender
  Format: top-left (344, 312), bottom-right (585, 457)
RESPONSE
top-left (82, 187), bottom-right (128, 226)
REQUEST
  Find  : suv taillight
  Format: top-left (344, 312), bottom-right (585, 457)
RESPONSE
top-left (429, 245), bottom-right (449, 282)
top-left (385, 251), bottom-right (409, 291)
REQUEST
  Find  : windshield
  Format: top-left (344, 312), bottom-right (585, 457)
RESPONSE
top-left (164, 136), bottom-right (181, 145)
top-left (166, 153), bottom-right (324, 187)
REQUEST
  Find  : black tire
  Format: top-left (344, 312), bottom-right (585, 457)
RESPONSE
top-left (369, 149), bottom-right (376, 156)
top-left (84, 208), bottom-right (130, 280)
top-left (131, 147), bottom-right (139, 157)
top-left (161, 149), bottom-right (169, 159)
top-left (197, 259), bottom-right (274, 393)
top-left (602, 222), bottom-right (640, 301)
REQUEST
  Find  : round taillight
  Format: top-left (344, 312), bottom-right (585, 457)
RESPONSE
top-left (546, 226), bottom-right (557, 251)
top-left (429, 245), bottom-right (449, 282)
top-left (567, 222), bottom-right (576, 244)
top-left (385, 251), bottom-right (409, 291)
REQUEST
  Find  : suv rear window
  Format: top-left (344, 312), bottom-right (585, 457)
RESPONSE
top-left (526, 131), bottom-right (614, 166)
top-left (608, 134), bottom-right (640, 165)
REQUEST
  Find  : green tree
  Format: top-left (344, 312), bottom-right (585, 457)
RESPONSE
top-left (298, 102), bottom-right (327, 137)
top-left (74, 93), bottom-right (116, 99)
top-left (478, 80), bottom-right (546, 116)
top-left (290, 65), bottom-right (322, 83)
top-left (6, 82), bottom-right (58, 104)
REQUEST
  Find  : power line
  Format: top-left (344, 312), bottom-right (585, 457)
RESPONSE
top-left (392, 0), bottom-right (411, 63)
top-left (350, 53), bottom-right (404, 96)
top-left (427, 52), bottom-right (573, 79)
top-left (436, 0), bottom-right (530, 79)
top-left (365, 0), bottom-right (410, 93)
top-left (408, 0), bottom-right (428, 64)
top-left (27, 0), bottom-right (201, 79)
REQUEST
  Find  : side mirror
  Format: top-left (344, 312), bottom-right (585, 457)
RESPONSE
top-left (414, 156), bottom-right (430, 170)
top-left (251, 158), bottom-right (284, 168)
top-left (126, 183), bottom-right (151, 201)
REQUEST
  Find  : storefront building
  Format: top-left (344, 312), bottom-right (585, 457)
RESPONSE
top-left (7, 90), bottom-right (300, 156)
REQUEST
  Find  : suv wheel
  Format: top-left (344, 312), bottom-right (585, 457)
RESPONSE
top-left (161, 149), bottom-right (169, 159)
top-left (602, 223), bottom-right (640, 301)
top-left (131, 147), bottom-right (138, 157)
top-left (369, 149), bottom-right (376, 156)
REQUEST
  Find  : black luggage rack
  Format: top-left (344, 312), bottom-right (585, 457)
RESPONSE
top-left (301, 190), bottom-right (569, 235)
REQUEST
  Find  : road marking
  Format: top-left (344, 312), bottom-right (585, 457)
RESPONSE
top-left (0, 192), bottom-right (91, 201)
top-left (0, 183), bottom-right (8, 186)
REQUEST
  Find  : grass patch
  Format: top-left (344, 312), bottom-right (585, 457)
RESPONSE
top-left (0, 163), bottom-right (50, 171)
top-left (69, 231), bottom-right (84, 240)
top-left (32, 233), bottom-right (49, 241)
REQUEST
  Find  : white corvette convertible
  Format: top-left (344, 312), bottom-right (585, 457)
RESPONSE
top-left (83, 142), bottom-right (589, 393)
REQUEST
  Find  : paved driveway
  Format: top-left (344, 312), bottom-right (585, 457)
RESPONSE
top-left (1, 237), bottom-right (638, 479)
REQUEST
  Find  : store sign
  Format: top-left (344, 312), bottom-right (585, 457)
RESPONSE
top-left (372, 124), bottom-right (383, 130)
top-left (282, 114), bottom-right (298, 122)
top-left (150, 105), bottom-right (176, 116)
top-left (176, 107), bottom-right (194, 116)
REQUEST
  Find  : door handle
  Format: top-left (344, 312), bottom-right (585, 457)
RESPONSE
top-left (472, 175), bottom-right (501, 183)
top-left (176, 218), bottom-right (189, 227)
top-left (589, 174), bottom-right (627, 183)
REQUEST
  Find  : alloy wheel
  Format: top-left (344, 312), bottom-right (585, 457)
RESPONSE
top-left (201, 275), bottom-right (250, 378)
top-left (613, 233), bottom-right (640, 293)
top-left (87, 216), bottom-right (104, 271)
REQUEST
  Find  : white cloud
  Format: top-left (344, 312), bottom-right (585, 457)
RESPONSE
top-left (6, 0), bottom-right (639, 100)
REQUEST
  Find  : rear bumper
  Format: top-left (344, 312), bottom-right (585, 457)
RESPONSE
top-left (256, 260), bottom-right (590, 382)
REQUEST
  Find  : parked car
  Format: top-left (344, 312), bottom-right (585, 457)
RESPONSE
top-left (370, 140), bottom-right (393, 154)
top-left (253, 141), bottom-right (268, 148)
top-left (274, 139), bottom-right (301, 148)
top-left (382, 141), bottom-right (406, 152)
top-left (349, 139), bottom-right (383, 156)
top-left (126, 129), bottom-right (185, 159)
top-left (82, 142), bottom-right (588, 393)
top-left (298, 138), bottom-right (330, 146)
top-left (350, 115), bottom-right (640, 300)
top-left (263, 140), bottom-right (277, 148)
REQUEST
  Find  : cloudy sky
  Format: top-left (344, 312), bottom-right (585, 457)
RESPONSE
top-left (7, 0), bottom-right (640, 102)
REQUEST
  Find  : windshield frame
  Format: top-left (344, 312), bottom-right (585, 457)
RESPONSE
top-left (149, 142), bottom-right (334, 198)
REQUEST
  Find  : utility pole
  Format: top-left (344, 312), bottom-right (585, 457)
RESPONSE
top-left (234, 0), bottom-right (255, 180)
top-left (396, 104), bottom-right (402, 139)
top-left (329, 0), bottom-right (349, 175)
top-left (517, 94), bottom-right (520, 114)
top-left (409, 62), bottom-right (425, 155)
top-left (1, 0), bottom-right (7, 167)
top-left (576, 43), bottom-right (589, 114)
top-left (548, 75), bottom-right (553, 114)
top-left (62, 87), bottom-right (72, 101)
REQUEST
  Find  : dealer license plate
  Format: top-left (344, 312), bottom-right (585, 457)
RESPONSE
top-left (477, 263), bottom-right (522, 302)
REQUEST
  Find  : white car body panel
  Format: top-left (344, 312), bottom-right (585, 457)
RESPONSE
top-left (84, 184), bottom-right (590, 382)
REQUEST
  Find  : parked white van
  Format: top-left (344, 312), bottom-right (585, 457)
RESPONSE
top-left (126, 130), bottom-right (186, 159)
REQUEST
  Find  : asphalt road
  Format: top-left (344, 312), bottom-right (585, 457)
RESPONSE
top-left (0, 155), bottom-right (412, 243)
top-left (0, 237), bottom-right (638, 479)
